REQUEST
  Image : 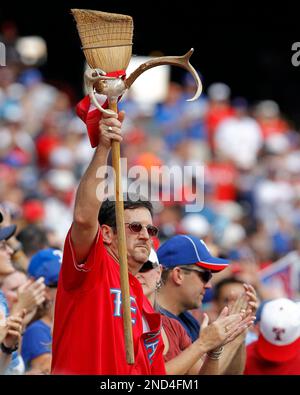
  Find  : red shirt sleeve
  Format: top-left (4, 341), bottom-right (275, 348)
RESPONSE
top-left (60, 224), bottom-right (105, 291)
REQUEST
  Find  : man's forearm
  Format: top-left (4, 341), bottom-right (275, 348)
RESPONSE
top-left (74, 146), bottom-right (110, 226)
top-left (165, 338), bottom-right (207, 375)
top-left (71, 113), bottom-right (123, 263)
top-left (198, 356), bottom-right (219, 375)
top-left (219, 335), bottom-right (246, 375)
top-left (223, 343), bottom-right (246, 375)
top-left (71, 146), bottom-right (110, 263)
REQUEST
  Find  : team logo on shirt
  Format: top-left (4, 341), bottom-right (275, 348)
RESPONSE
top-left (110, 288), bottom-right (137, 324)
top-left (144, 330), bottom-right (160, 364)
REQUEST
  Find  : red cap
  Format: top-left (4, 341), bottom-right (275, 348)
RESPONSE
top-left (23, 200), bottom-right (45, 222)
top-left (257, 334), bottom-right (300, 363)
top-left (256, 298), bottom-right (300, 362)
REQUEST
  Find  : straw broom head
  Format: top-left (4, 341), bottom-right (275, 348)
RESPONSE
top-left (71, 9), bottom-right (133, 73)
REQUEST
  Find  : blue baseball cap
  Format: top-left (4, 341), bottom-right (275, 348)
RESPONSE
top-left (157, 234), bottom-right (229, 272)
top-left (28, 248), bottom-right (62, 286)
top-left (0, 224), bottom-right (16, 242)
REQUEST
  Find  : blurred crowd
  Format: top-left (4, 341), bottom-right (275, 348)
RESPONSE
top-left (1, 20), bottom-right (300, 375)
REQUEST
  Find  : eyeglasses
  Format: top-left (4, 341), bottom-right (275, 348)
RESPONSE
top-left (178, 266), bottom-right (213, 284)
top-left (125, 222), bottom-right (159, 237)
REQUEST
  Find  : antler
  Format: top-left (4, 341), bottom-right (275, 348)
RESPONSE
top-left (84, 48), bottom-right (202, 115)
top-left (125, 48), bottom-right (202, 101)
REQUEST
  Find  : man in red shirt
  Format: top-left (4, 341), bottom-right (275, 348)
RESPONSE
top-left (244, 298), bottom-right (300, 375)
top-left (51, 110), bottom-right (166, 375)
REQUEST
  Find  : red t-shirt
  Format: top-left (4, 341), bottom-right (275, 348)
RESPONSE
top-left (161, 315), bottom-right (192, 363)
top-left (258, 119), bottom-right (289, 140)
top-left (206, 162), bottom-right (237, 202)
top-left (35, 134), bottom-right (61, 168)
top-left (244, 341), bottom-right (300, 375)
top-left (205, 105), bottom-right (235, 149)
top-left (51, 227), bottom-right (166, 375)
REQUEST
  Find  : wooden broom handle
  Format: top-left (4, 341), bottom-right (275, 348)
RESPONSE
top-left (109, 100), bottom-right (135, 365)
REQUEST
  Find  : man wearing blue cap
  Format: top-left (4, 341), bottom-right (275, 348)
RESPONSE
top-left (27, 248), bottom-right (62, 287)
top-left (157, 234), bottom-right (257, 373)
top-left (157, 234), bottom-right (230, 341)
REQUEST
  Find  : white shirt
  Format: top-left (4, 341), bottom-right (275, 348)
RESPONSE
top-left (215, 116), bottom-right (263, 169)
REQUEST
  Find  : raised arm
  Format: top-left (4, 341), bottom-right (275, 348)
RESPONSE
top-left (71, 111), bottom-right (124, 264)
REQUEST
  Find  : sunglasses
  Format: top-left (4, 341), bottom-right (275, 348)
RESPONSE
top-left (139, 260), bottom-right (156, 273)
top-left (125, 222), bottom-right (159, 237)
top-left (178, 267), bottom-right (213, 284)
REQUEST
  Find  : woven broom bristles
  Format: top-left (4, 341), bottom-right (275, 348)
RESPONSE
top-left (71, 9), bottom-right (133, 73)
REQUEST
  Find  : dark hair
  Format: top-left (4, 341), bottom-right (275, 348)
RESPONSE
top-left (16, 224), bottom-right (48, 256)
top-left (213, 277), bottom-right (244, 301)
top-left (98, 194), bottom-right (153, 228)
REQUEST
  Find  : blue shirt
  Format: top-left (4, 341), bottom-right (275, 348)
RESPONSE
top-left (159, 307), bottom-right (200, 342)
top-left (21, 319), bottom-right (51, 369)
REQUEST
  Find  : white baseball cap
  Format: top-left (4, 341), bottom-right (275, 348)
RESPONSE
top-left (180, 214), bottom-right (210, 238)
top-left (207, 82), bottom-right (231, 101)
top-left (139, 248), bottom-right (160, 273)
top-left (257, 298), bottom-right (300, 362)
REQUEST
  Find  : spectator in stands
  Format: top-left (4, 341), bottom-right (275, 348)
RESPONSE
top-left (157, 234), bottom-right (257, 374)
top-left (244, 298), bottom-right (300, 374)
top-left (136, 248), bottom-right (252, 374)
top-left (2, 270), bottom-right (46, 327)
top-left (212, 277), bottom-right (259, 347)
top-left (21, 248), bottom-right (61, 374)
top-left (214, 97), bottom-right (263, 170)
top-left (16, 224), bottom-right (49, 260)
top-left (0, 217), bottom-right (26, 374)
